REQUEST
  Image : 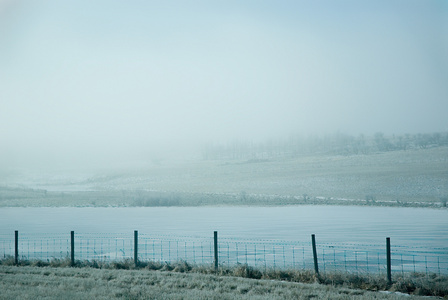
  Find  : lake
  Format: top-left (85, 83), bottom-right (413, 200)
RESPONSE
top-left (1, 206), bottom-right (447, 244)
top-left (1, 206), bottom-right (447, 273)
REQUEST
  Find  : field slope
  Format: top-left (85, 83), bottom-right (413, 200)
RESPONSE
top-left (1, 147), bottom-right (447, 207)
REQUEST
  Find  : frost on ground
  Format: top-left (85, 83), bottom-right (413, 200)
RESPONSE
top-left (0, 265), bottom-right (438, 300)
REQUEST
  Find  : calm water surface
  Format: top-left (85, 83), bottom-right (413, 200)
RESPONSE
top-left (1, 206), bottom-right (446, 248)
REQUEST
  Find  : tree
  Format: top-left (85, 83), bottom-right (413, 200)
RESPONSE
top-left (374, 132), bottom-right (392, 152)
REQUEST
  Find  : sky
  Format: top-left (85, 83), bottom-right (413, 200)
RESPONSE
top-left (1, 0), bottom-right (447, 169)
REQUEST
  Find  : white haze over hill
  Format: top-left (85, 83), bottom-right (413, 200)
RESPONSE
top-left (0, 0), bottom-right (447, 170)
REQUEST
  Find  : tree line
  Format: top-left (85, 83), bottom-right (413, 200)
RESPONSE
top-left (202, 132), bottom-right (448, 160)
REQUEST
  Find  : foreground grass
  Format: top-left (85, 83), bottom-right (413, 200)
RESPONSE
top-left (1, 258), bottom-right (447, 299)
top-left (0, 265), bottom-right (440, 300)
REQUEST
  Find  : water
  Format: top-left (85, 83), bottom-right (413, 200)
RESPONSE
top-left (1, 206), bottom-right (447, 273)
top-left (1, 206), bottom-right (446, 244)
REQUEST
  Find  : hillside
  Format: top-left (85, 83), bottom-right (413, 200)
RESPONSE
top-left (1, 147), bottom-right (447, 207)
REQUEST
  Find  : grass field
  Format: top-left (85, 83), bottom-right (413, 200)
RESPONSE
top-left (1, 263), bottom-right (446, 300)
top-left (1, 147), bottom-right (447, 207)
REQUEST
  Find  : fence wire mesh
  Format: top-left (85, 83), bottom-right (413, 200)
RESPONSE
top-left (1, 232), bottom-right (447, 276)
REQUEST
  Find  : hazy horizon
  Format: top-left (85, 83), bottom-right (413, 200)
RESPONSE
top-left (1, 0), bottom-right (447, 170)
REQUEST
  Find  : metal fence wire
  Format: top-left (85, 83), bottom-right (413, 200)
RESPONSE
top-left (1, 231), bottom-right (447, 276)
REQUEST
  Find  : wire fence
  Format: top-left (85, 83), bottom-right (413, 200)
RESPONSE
top-left (1, 231), bottom-right (447, 277)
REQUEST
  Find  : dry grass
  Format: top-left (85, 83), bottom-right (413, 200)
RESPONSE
top-left (0, 264), bottom-right (440, 300)
top-left (1, 257), bottom-right (447, 298)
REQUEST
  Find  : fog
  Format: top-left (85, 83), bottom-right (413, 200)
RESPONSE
top-left (1, 0), bottom-right (447, 170)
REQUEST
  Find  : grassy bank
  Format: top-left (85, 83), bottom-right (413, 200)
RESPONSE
top-left (0, 187), bottom-right (445, 208)
top-left (1, 258), bottom-right (447, 298)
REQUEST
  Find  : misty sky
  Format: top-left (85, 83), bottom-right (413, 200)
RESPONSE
top-left (1, 0), bottom-right (447, 168)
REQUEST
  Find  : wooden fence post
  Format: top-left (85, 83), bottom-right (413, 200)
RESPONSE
top-left (134, 230), bottom-right (138, 267)
top-left (312, 234), bottom-right (319, 275)
top-left (14, 230), bottom-right (18, 265)
top-left (386, 237), bottom-right (392, 284)
top-left (71, 231), bottom-right (75, 267)
top-left (214, 231), bottom-right (218, 271)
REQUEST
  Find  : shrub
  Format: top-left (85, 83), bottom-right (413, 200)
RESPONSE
top-left (232, 264), bottom-right (262, 279)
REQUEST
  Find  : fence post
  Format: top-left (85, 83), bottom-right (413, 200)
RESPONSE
top-left (71, 231), bottom-right (75, 267)
top-left (214, 231), bottom-right (218, 271)
top-left (311, 234), bottom-right (319, 275)
top-left (14, 230), bottom-right (18, 265)
top-left (386, 237), bottom-right (392, 284)
top-left (134, 230), bottom-right (138, 267)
